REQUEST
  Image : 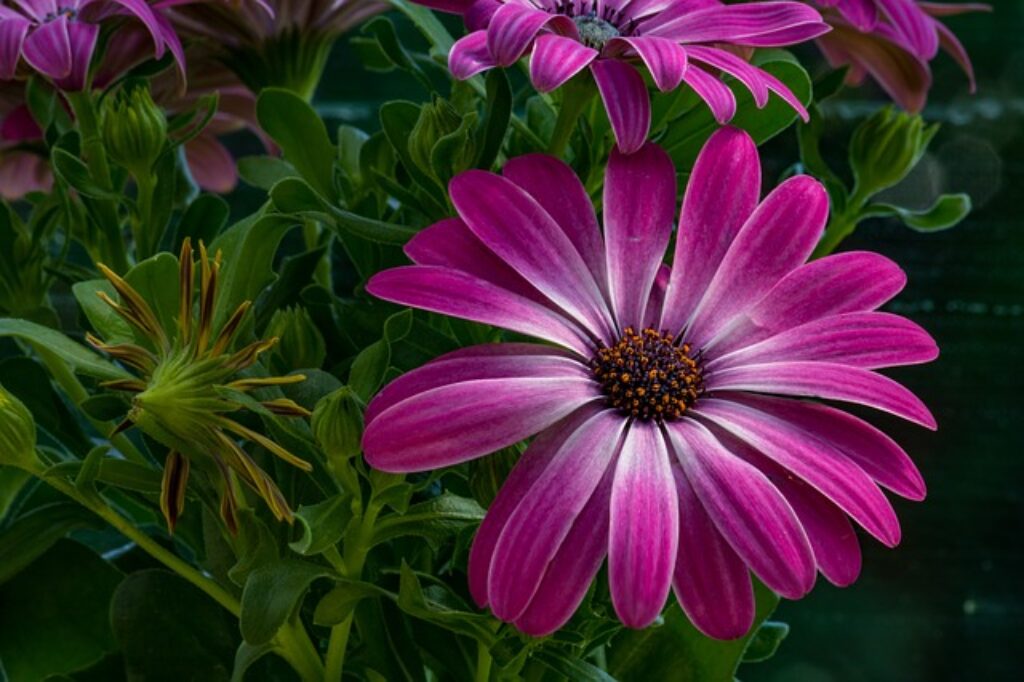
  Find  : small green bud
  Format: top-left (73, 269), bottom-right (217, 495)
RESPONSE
top-left (266, 306), bottom-right (327, 373)
top-left (101, 82), bottom-right (168, 178)
top-left (0, 383), bottom-right (39, 470)
top-left (409, 97), bottom-right (477, 182)
top-left (312, 387), bottom-right (364, 465)
top-left (849, 106), bottom-right (938, 200)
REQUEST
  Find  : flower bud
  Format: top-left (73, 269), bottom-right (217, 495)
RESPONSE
top-left (266, 306), bottom-right (327, 373)
top-left (312, 387), bottom-right (364, 465)
top-left (101, 82), bottom-right (168, 178)
top-left (0, 383), bottom-right (38, 469)
top-left (409, 97), bottom-right (476, 182)
top-left (849, 107), bottom-right (938, 199)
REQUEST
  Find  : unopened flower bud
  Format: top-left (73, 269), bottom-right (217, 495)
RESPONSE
top-left (266, 306), bottom-right (326, 373)
top-left (101, 82), bottom-right (168, 178)
top-left (0, 383), bottom-right (38, 469)
top-left (312, 387), bottom-right (364, 465)
top-left (409, 97), bottom-right (476, 182)
top-left (849, 107), bottom-right (937, 199)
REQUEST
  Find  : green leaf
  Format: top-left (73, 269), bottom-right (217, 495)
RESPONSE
top-left (477, 70), bottom-right (512, 170)
top-left (176, 193), bottom-right (231, 247)
top-left (289, 494), bottom-right (354, 556)
top-left (51, 148), bottom-right (120, 200)
top-left (240, 558), bottom-right (334, 646)
top-left (397, 563), bottom-right (495, 643)
top-left (0, 540), bottom-right (121, 681)
top-left (256, 88), bottom-right (338, 201)
top-left (387, 0), bottom-right (457, 54)
top-left (237, 155), bottom-right (298, 191)
top-left (372, 493), bottom-right (485, 549)
top-left (350, 338), bottom-right (390, 402)
top-left (0, 318), bottom-right (132, 381)
top-left (379, 100), bottom-right (446, 200)
top-left (661, 50), bottom-right (812, 169)
top-left (124, 252), bottom-right (181, 339)
top-left (534, 650), bottom-right (617, 681)
top-left (72, 278), bottom-right (134, 344)
top-left (111, 569), bottom-right (238, 682)
top-left (863, 193), bottom-right (972, 232)
top-left (338, 125), bottom-right (369, 188)
top-left (0, 467), bottom-right (31, 522)
top-left (742, 620), bottom-right (790, 663)
top-left (0, 502), bottom-right (100, 584)
top-left (314, 579), bottom-right (393, 626)
top-left (231, 641), bottom-right (277, 682)
top-left (607, 581), bottom-right (782, 682)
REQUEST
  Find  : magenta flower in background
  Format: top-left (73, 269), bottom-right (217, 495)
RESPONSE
top-left (0, 81), bottom-right (51, 198)
top-left (361, 127), bottom-right (938, 637)
top-left (811, 0), bottom-right (989, 111)
top-left (417, 0), bottom-right (830, 152)
top-left (0, 0), bottom-right (185, 90)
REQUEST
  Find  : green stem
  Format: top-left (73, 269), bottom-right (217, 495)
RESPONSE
top-left (66, 92), bottom-right (129, 273)
top-left (133, 173), bottom-right (158, 261)
top-left (547, 76), bottom-right (596, 158)
top-left (275, 620), bottom-right (326, 682)
top-left (475, 641), bottom-right (493, 682)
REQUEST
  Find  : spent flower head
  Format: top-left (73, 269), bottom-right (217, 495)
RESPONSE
top-left (88, 239), bottom-right (313, 533)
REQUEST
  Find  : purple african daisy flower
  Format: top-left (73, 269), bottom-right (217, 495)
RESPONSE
top-left (0, 0), bottom-right (185, 91)
top-left (361, 127), bottom-right (938, 637)
top-left (416, 0), bottom-right (830, 152)
top-left (811, 0), bottom-right (989, 112)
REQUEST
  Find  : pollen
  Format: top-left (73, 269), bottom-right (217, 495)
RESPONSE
top-left (591, 327), bottom-right (703, 422)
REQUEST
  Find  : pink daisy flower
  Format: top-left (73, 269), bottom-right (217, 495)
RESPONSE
top-left (811, 0), bottom-right (989, 111)
top-left (0, 0), bottom-right (185, 91)
top-left (361, 127), bottom-right (938, 637)
top-left (416, 0), bottom-right (830, 152)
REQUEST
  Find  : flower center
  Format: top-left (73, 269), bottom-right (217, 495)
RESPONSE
top-left (591, 327), bottom-right (704, 422)
top-left (572, 13), bottom-right (621, 49)
top-left (45, 8), bottom-right (78, 22)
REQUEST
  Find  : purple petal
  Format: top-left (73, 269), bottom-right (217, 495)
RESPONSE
top-left (686, 45), bottom-right (810, 120)
top-left (0, 151), bottom-right (52, 199)
top-left (362, 375), bottom-right (599, 474)
top-left (592, 58), bottom-right (651, 154)
top-left (935, 21), bottom-right (975, 92)
top-left (734, 394), bottom-right (926, 501)
top-left (695, 398), bottom-right (902, 547)
top-left (404, 217), bottom-right (546, 304)
top-left (672, 466), bottom-right (755, 639)
top-left (53, 21), bottom-right (98, 92)
top-left (682, 64), bottom-right (737, 123)
top-left (489, 409), bottom-right (626, 621)
top-left (877, 0), bottom-right (939, 59)
top-left (609, 423), bottom-right (678, 628)
top-left (606, 36), bottom-right (688, 92)
top-left (364, 343), bottom-right (585, 426)
top-left (449, 30), bottom-right (495, 80)
top-left (411, 0), bottom-right (475, 13)
top-left (22, 16), bottom-right (72, 79)
top-left (710, 251), bottom-right (907, 355)
top-left (0, 17), bottom-right (30, 80)
top-left (661, 127), bottom-right (760, 335)
top-left (711, 311), bottom-right (938, 370)
top-left (705, 361), bottom-right (937, 429)
top-left (486, 3), bottom-right (568, 66)
top-left (831, 0), bottom-right (880, 31)
top-left (367, 265), bottom-right (595, 355)
top-left (184, 134), bottom-right (237, 193)
top-left (502, 153), bottom-right (607, 290)
top-left (667, 419), bottom-right (816, 599)
top-left (450, 170), bottom-right (616, 343)
top-left (603, 142), bottom-right (676, 331)
top-left (644, 264), bottom-right (670, 329)
top-left (529, 33), bottom-right (597, 92)
top-left (685, 175), bottom-right (828, 348)
top-left (514, 463), bottom-right (613, 636)
top-left (647, 2), bottom-right (831, 47)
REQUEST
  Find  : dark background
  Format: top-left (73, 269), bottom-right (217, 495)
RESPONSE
top-left (294, 3), bottom-right (1022, 679)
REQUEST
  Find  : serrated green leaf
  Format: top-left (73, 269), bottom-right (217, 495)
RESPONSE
top-left (863, 193), bottom-right (972, 232)
top-left (372, 493), bottom-right (485, 549)
top-left (289, 494), bottom-right (353, 556)
top-left (742, 620), bottom-right (790, 663)
top-left (0, 318), bottom-right (132, 381)
top-left (240, 558), bottom-right (335, 646)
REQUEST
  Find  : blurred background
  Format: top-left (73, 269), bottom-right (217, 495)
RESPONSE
top-left (234, 2), bottom-right (1021, 679)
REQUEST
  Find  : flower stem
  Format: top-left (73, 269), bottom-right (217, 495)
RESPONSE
top-left (133, 172), bottom-right (159, 261)
top-left (547, 76), bottom-right (596, 158)
top-left (475, 641), bottom-right (493, 682)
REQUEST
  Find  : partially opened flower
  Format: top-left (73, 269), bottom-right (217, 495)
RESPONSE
top-left (811, 0), bottom-right (989, 111)
top-left (417, 0), bottom-right (829, 152)
top-left (362, 127), bottom-right (938, 637)
top-left (88, 239), bottom-right (313, 533)
top-left (0, 0), bottom-right (185, 91)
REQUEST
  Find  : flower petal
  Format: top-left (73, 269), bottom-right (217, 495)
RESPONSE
top-left (606, 36), bottom-right (688, 92)
top-left (603, 142), bottom-right (676, 331)
top-left (831, 0), bottom-right (880, 31)
top-left (367, 265), bottom-right (595, 354)
top-left (685, 175), bottom-right (828, 348)
top-left (450, 170), bottom-right (616, 343)
top-left (55, 21), bottom-right (98, 91)
top-left (592, 58), bottom-right (651, 154)
top-left (185, 134), bottom-right (237, 193)
top-left (22, 16), bottom-right (72, 80)
top-left (710, 311), bottom-right (938, 370)
top-left (667, 419), bottom-right (816, 599)
top-left (529, 33), bottom-right (597, 93)
top-left (673, 466), bottom-right (755, 639)
top-left (502, 153), bottom-right (607, 289)
top-left (609, 422), bottom-right (678, 628)
top-left (682, 64), bottom-right (737, 123)
top-left (696, 398), bottom-right (902, 547)
top-left (0, 17), bottom-right (30, 80)
top-left (364, 343), bottom-right (585, 426)
top-left (449, 30), bottom-right (495, 80)
top-left (705, 361), bottom-right (937, 429)
top-left (486, 2), bottom-right (567, 66)
top-left (363, 374), bottom-right (599, 474)
top-left (661, 127), bottom-right (760, 335)
top-left (710, 251), bottom-right (907, 355)
top-left (686, 45), bottom-right (808, 120)
top-left (646, 2), bottom-right (830, 46)
top-left (489, 409), bottom-right (626, 621)
top-left (877, 0), bottom-right (939, 59)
